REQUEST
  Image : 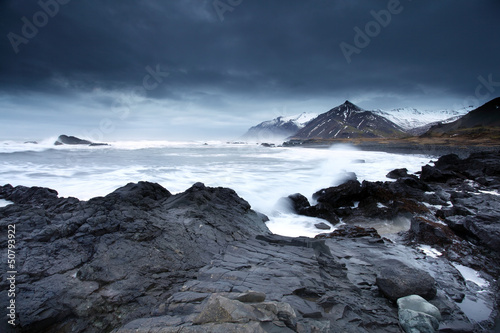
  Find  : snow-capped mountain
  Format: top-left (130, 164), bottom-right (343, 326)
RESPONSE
top-left (242, 112), bottom-right (317, 141)
top-left (290, 101), bottom-right (406, 140)
top-left (423, 97), bottom-right (500, 137)
top-left (372, 106), bottom-right (472, 133)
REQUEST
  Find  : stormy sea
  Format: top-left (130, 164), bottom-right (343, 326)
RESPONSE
top-left (0, 139), bottom-right (431, 236)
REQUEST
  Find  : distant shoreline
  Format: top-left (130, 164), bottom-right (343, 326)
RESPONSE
top-left (283, 138), bottom-right (500, 158)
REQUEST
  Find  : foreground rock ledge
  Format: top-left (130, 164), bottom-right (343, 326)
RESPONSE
top-left (1, 171), bottom-right (499, 332)
top-left (0, 182), bottom-right (268, 332)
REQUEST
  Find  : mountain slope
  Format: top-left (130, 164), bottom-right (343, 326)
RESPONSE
top-left (423, 97), bottom-right (500, 138)
top-left (290, 101), bottom-right (406, 140)
top-left (242, 112), bottom-right (317, 141)
top-left (372, 107), bottom-right (471, 132)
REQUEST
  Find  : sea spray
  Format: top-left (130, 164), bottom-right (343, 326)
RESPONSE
top-left (0, 140), bottom-right (432, 236)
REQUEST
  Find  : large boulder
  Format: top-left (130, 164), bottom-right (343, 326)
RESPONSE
top-left (376, 260), bottom-right (437, 301)
top-left (386, 168), bottom-right (410, 179)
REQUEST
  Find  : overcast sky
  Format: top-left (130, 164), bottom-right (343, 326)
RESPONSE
top-left (1, 0), bottom-right (499, 141)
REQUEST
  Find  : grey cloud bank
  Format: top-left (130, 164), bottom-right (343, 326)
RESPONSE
top-left (0, 0), bottom-right (499, 140)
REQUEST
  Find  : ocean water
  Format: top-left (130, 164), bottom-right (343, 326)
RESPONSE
top-left (0, 139), bottom-right (433, 237)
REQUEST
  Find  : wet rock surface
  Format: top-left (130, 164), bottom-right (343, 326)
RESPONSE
top-left (1, 151), bottom-right (500, 332)
top-left (288, 151), bottom-right (500, 330)
top-left (398, 295), bottom-right (442, 333)
top-left (376, 260), bottom-right (437, 301)
top-left (0, 182), bottom-right (269, 332)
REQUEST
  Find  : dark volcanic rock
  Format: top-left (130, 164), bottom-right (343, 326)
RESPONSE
top-left (302, 178), bottom-right (432, 224)
top-left (386, 168), bottom-right (409, 179)
top-left (420, 164), bottom-right (456, 182)
top-left (314, 222), bottom-right (331, 230)
top-left (54, 135), bottom-right (108, 146)
top-left (0, 184), bottom-right (59, 205)
top-left (283, 192), bottom-right (341, 225)
top-left (285, 193), bottom-right (311, 213)
top-left (0, 182), bottom-right (269, 333)
top-left (421, 151), bottom-right (500, 185)
top-left (54, 134), bottom-right (93, 145)
top-left (376, 259), bottom-right (437, 301)
top-left (464, 214), bottom-right (500, 252)
top-left (313, 179), bottom-right (362, 208)
top-left (410, 216), bottom-right (459, 246)
top-left (4, 149), bottom-right (500, 332)
top-left (315, 224), bottom-right (381, 239)
top-left (121, 233), bottom-right (406, 332)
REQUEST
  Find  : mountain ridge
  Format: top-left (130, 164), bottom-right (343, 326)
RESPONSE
top-left (242, 100), bottom-right (495, 142)
top-left (242, 112), bottom-right (317, 141)
top-left (289, 100), bottom-right (406, 140)
top-left (423, 97), bottom-right (500, 139)
top-left (372, 107), bottom-right (471, 133)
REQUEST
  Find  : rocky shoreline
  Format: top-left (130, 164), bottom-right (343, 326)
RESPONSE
top-left (283, 139), bottom-right (500, 158)
top-left (1, 152), bottom-right (500, 332)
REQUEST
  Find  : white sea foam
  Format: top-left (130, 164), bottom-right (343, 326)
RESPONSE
top-left (0, 140), bottom-right (433, 237)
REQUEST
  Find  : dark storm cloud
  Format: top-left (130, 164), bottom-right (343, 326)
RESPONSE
top-left (0, 0), bottom-right (499, 139)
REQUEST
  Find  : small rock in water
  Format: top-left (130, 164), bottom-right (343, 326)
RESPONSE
top-left (314, 222), bottom-right (331, 230)
top-left (386, 168), bottom-right (409, 179)
top-left (315, 224), bottom-right (380, 239)
top-left (286, 193), bottom-right (311, 213)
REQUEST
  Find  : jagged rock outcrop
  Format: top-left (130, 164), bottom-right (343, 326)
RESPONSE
top-left (54, 134), bottom-right (108, 146)
top-left (287, 152), bottom-right (500, 330)
top-left (417, 151), bottom-right (500, 253)
top-left (0, 182), bottom-right (269, 332)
